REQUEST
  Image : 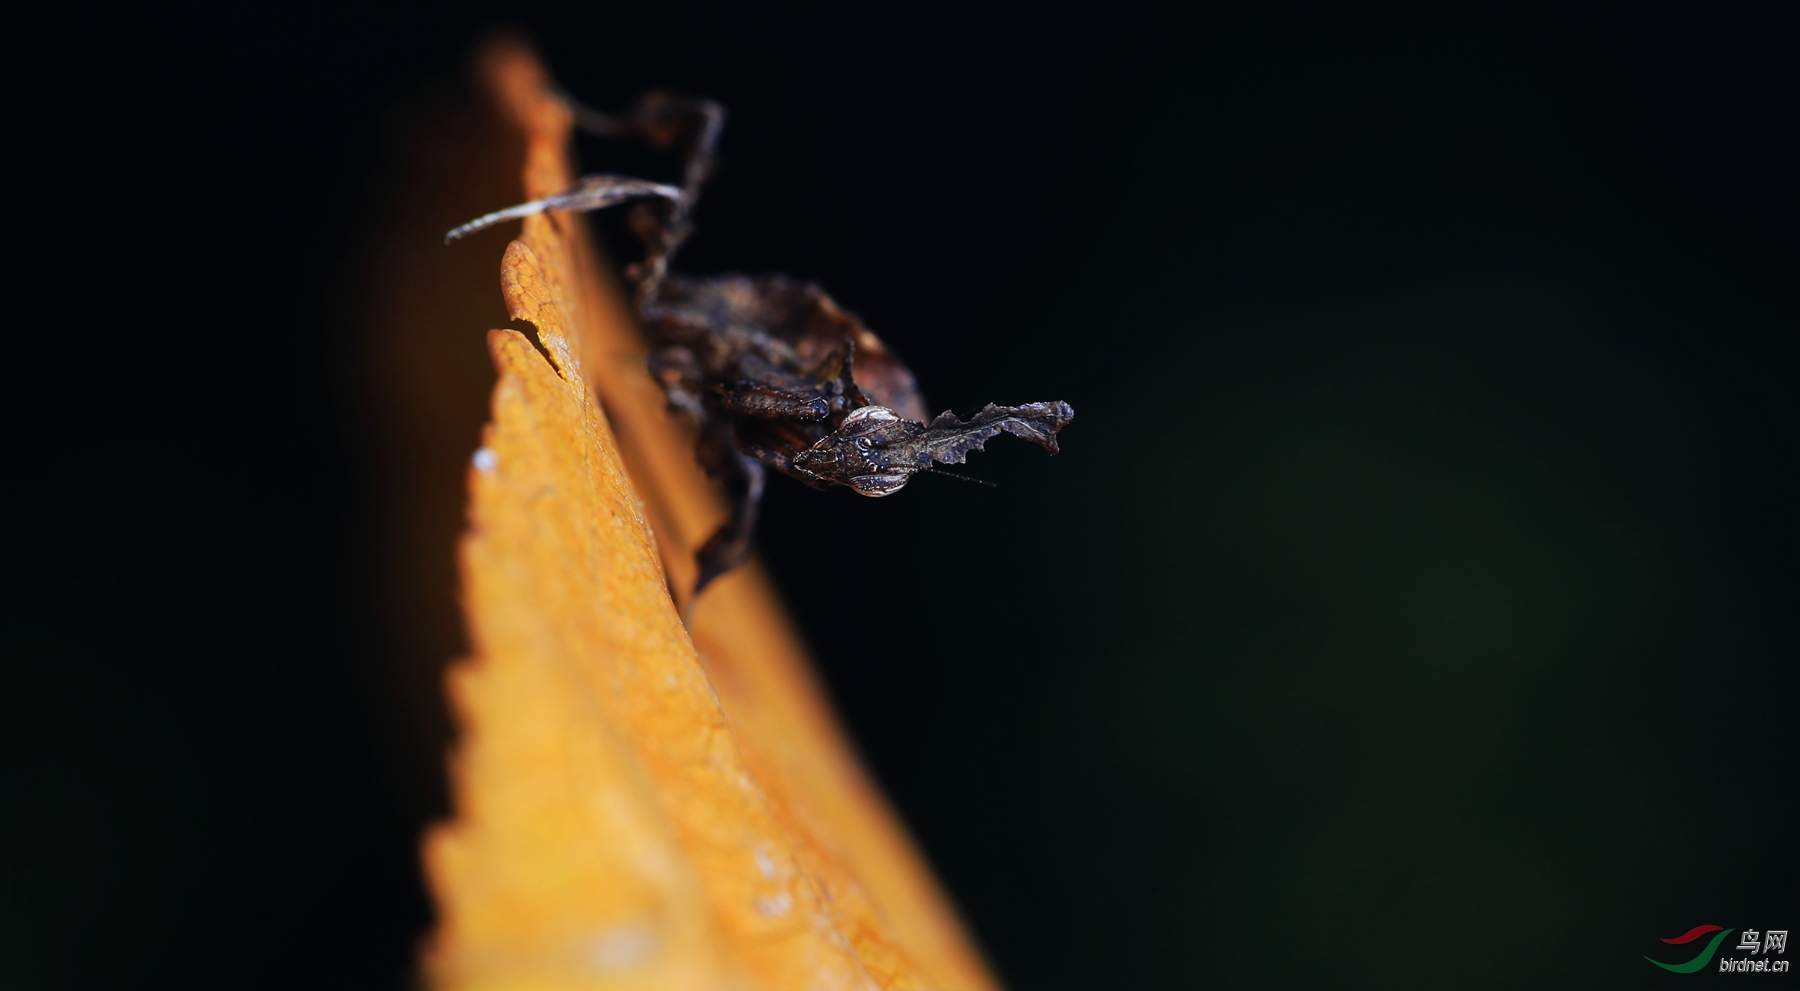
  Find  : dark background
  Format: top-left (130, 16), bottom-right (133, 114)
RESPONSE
top-left (10, 3), bottom-right (1795, 989)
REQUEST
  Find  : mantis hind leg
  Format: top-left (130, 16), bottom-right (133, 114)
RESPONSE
top-left (563, 91), bottom-right (724, 302)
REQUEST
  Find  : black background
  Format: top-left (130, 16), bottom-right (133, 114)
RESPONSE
top-left (10, 3), bottom-right (1795, 989)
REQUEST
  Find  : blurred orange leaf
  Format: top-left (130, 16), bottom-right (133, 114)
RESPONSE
top-left (419, 41), bottom-right (998, 991)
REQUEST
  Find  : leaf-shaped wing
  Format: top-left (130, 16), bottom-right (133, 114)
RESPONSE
top-left (917, 401), bottom-right (1075, 466)
top-left (649, 275), bottom-right (930, 422)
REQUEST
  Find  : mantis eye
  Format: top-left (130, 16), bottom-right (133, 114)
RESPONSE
top-left (848, 473), bottom-right (909, 497)
top-left (843, 405), bottom-right (900, 424)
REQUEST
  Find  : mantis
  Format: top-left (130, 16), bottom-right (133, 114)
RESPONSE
top-left (450, 92), bottom-right (1073, 595)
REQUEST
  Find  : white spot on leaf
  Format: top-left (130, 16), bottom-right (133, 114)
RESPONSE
top-left (755, 891), bottom-right (792, 918)
top-left (583, 921), bottom-right (658, 970)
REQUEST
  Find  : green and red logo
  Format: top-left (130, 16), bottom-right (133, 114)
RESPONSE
top-left (1646, 925), bottom-right (1791, 973)
top-left (1646, 925), bottom-right (1735, 973)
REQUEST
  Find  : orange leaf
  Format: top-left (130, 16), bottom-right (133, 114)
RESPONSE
top-left (419, 40), bottom-right (999, 991)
